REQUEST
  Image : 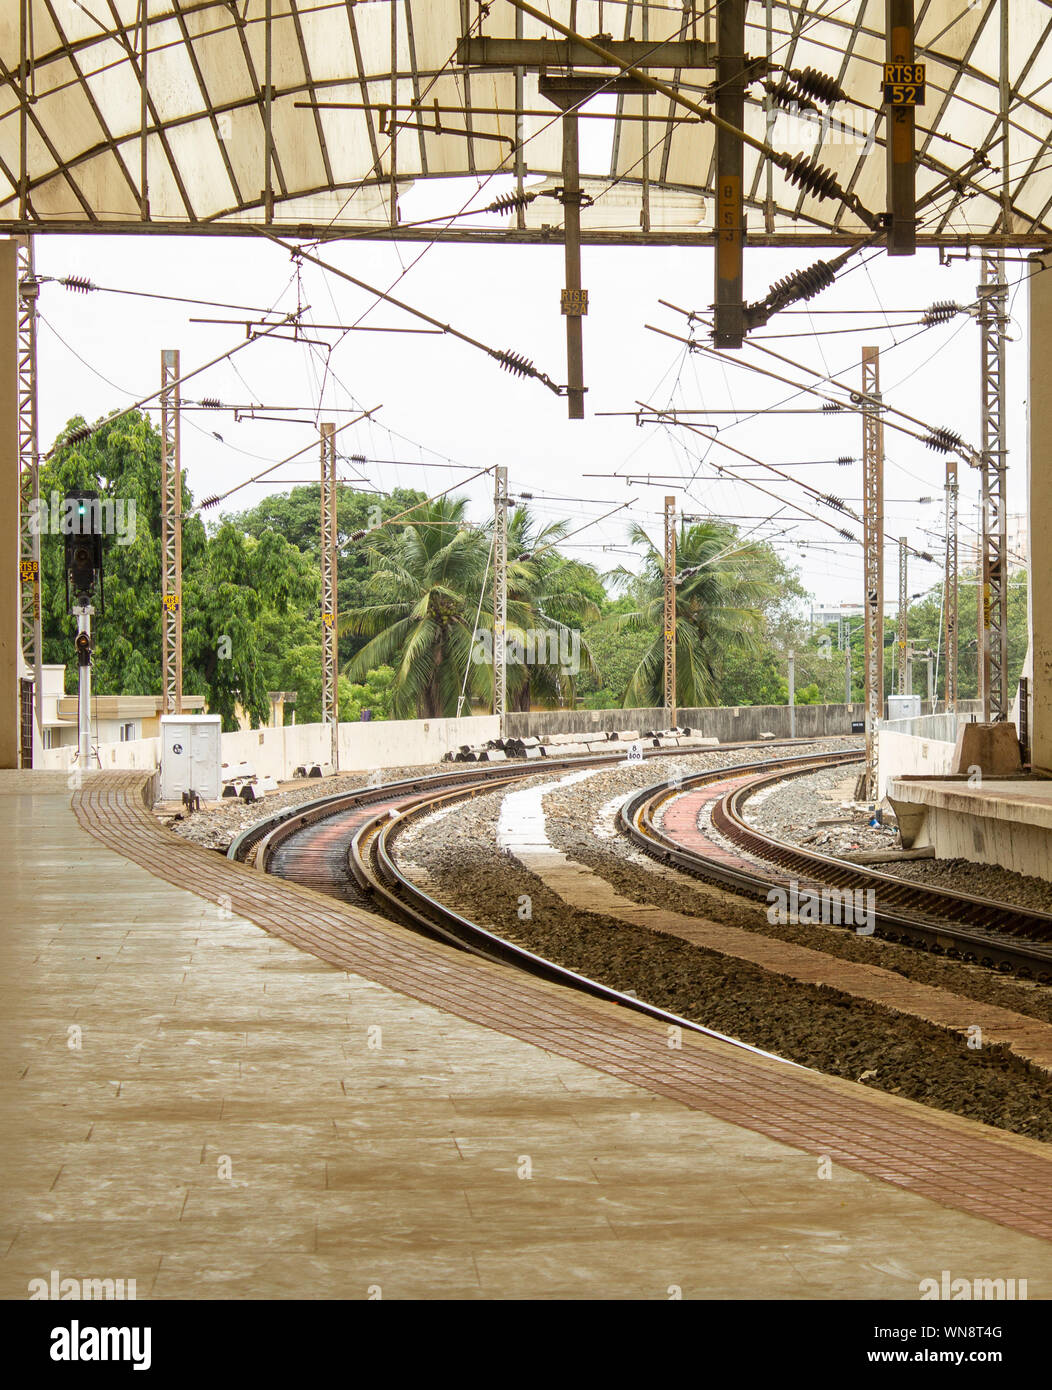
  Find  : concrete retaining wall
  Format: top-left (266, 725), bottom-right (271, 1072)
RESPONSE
top-left (875, 710), bottom-right (993, 801)
top-left (876, 729), bottom-right (957, 802)
top-left (36, 715), bottom-right (499, 783)
top-left (505, 703), bottom-right (863, 743)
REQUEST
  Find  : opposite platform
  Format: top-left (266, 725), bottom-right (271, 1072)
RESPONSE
top-left (1, 769), bottom-right (1050, 1299)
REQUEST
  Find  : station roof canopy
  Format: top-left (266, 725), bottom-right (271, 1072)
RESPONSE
top-left (3, 1), bottom-right (1052, 245)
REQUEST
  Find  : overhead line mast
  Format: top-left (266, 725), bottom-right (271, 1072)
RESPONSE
top-left (664, 496), bottom-right (677, 727)
top-left (494, 466), bottom-right (508, 738)
top-left (160, 349), bottom-right (183, 717)
top-left (16, 235), bottom-right (41, 763)
top-left (320, 422), bottom-right (339, 771)
top-left (861, 347), bottom-right (885, 801)
top-left (944, 455), bottom-right (959, 714)
top-left (978, 254), bottom-right (1009, 722)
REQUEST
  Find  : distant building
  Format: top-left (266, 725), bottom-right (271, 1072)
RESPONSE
top-left (962, 512), bottom-right (1027, 575)
top-left (810, 604), bottom-right (863, 632)
top-left (1006, 513), bottom-right (1029, 574)
top-left (40, 663), bottom-right (206, 751)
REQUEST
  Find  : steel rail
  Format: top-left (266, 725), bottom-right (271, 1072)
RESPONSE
top-left (623, 760), bottom-right (1052, 981)
top-left (229, 739), bottom-right (862, 1064)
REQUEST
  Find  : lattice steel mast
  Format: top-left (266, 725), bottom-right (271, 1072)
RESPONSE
top-left (978, 254), bottom-right (1009, 721)
top-left (664, 495), bottom-right (677, 726)
top-left (493, 466), bottom-right (508, 737)
top-left (897, 537), bottom-right (908, 695)
top-left (862, 347), bottom-right (884, 798)
top-left (17, 235), bottom-right (41, 761)
top-left (320, 421), bottom-right (338, 769)
top-left (160, 349), bottom-right (183, 715)
top-left (944, 455), bottom-right (959, 713)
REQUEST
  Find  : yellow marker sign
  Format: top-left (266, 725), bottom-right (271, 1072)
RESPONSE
top-left (883, 62), bottom-right (925, 105)
top-left (716, 176), bottom-right (741, 282)
top-left (560, 288), bottom-right (588, 316)
top-left (19, 558), bottom-right (38, 583)
top-left (162, 594), bottom-right (180, 613)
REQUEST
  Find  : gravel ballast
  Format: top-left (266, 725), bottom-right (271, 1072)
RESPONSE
top-left (744, 764), bottom-right (1052, 914)
top-left (395, 748), bottom-right (1052, 1141)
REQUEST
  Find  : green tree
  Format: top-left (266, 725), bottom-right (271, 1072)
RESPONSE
top-left (339, 497), bottom-right (493, 718)
top-left (233, 483), bottom-right (426, 668)
top-left (606, 520), bottom-right (781, 708)
top-left (40, 411), bottom-right (316, 729)
top-left (343, 666), bottom-right (395, 722)
top-left (502, 506), bottom-right (602, 711)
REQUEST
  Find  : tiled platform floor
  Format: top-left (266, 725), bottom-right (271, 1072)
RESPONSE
top-left (1, 770), bottom-right (1049, 1299)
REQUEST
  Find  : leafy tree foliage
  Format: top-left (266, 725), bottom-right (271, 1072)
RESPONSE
top-left (233, 484), bottom-right (425, 668)
top-left (605, 520), bottom-right (782, 708)
top-left (39, 412), bottom-right (316, 729)
top-left (339, 497), bottom-right (492, 718)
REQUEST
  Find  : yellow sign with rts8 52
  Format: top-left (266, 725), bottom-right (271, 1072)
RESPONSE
top-left (883, 62), bottom-right (925, 105)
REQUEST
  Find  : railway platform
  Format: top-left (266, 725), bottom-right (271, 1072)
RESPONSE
top-left (887, 775), bottom-right (1052, 881)
top-left (2, 769), bottom-right (1051, 1300)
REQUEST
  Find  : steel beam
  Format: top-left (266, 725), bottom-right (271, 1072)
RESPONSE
top-left (885, 0), bottom-right (917, 255)
top-left (664, 495), bottom-right (677, 724)
top-left (978, 253), bottom-right (1009, 721)
top-left (160, 349), bottom-right (182, 715)
top-left (457, 37), bottom-right (716, 70)
top-left (539, 77), bottom-right (593, 420)
top-left (320, 421), bottom-right (338, 769)
top-left (493, 466), bottom-right (508, 737)
top-left (861, 346), bottom-right (884, 798)
top-left (714, 0), bottom-right (746, 348)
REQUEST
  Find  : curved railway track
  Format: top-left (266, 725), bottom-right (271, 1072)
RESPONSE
top-left (623, 761), bottom-right (1052, 982)
top-left (229, 739), bottom-right (1052, 1052)
top-left (229, 739), bottom-right (855, 1063)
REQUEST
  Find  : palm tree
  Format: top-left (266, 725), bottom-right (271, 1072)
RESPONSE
top-left (339, 498), bottom-right (492, 719)
top-left (502, 506), bottom-right (602, 711)
top-left (608, 519), bottom-right (779, 708)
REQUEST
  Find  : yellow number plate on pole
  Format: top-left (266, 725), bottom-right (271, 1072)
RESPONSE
top-left (883, 62), bottom-right (925, 105)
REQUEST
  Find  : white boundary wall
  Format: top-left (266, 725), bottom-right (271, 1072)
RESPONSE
top-left (875, 714), bottom-right (973, 800)
top-left (35, 715), bottom-right (499, 783)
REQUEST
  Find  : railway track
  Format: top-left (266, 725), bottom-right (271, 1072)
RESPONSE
top-left (623, 760), bottom-right (1052, 982)
top-left (229, 739), bottom-right (1052, 1052)
top-left (228, 738), bottom-right (857, 1064)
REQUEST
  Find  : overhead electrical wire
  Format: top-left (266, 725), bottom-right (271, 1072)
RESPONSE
top-left (44, 309), bottom-right (304, 460)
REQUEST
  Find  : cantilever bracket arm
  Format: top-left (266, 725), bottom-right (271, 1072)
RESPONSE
top-left (500, 0), bottom-right (882, 233)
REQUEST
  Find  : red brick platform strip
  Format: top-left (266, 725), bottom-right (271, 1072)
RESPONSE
top-left (74, 774), bottom-right (1052, 1244)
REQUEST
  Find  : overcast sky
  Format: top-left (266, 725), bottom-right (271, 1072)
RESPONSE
top-left (30, 189), bottom-right (1034, 612)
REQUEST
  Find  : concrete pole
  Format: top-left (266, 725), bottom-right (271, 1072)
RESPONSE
top-left (0, 241), bottom-right (18, 768)
top-left (788, 649), bottom-right (796, 737)
top-left (1029, 254), bottom-right (1052, 772)
top-left (845, 646), bottom-right (852, 705)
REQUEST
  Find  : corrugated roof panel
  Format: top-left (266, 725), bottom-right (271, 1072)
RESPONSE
top-left (1, 1), bottom-right (1048, 240)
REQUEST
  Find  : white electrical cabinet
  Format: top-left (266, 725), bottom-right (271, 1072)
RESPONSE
top-left (160, 715), bottom-right (222, 801)
top-left (885, 695), bottom-right (923, 721)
